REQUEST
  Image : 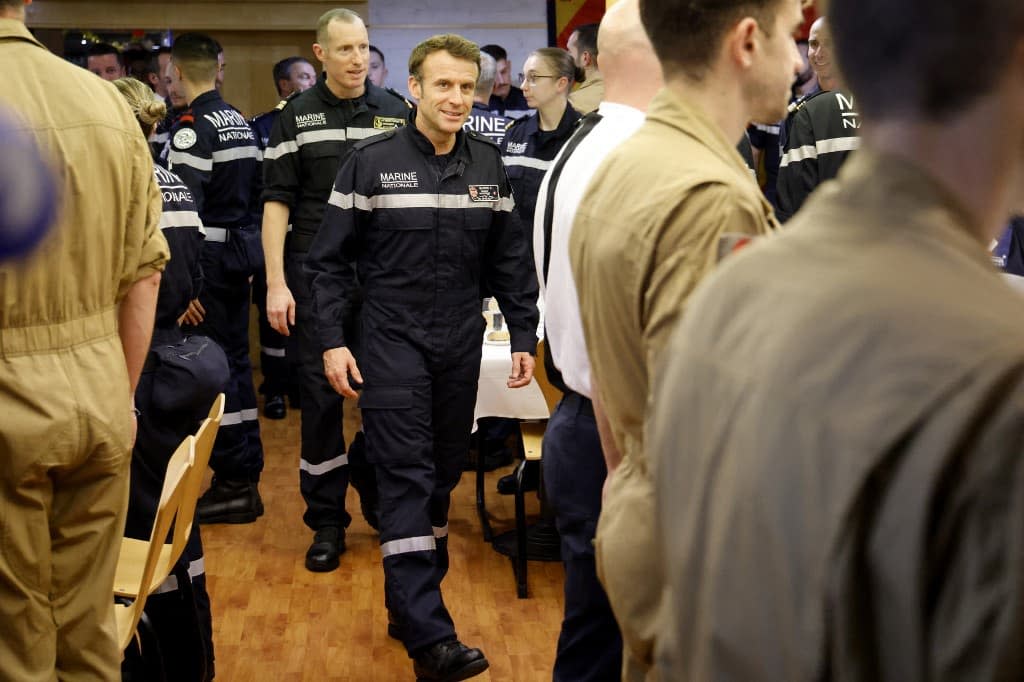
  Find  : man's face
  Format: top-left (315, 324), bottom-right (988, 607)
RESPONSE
top-left (748, 0), bottom-right (806, 123)
top-left (409, 50), bottom-right (478, 145)
top-left (314, 19), bottom-right (369, 97)
top-left (492, 57), bottom-right (511, 98)
top-left (163, 59), bottom-right (186, 109)
top-left (282, 60), bottom-right (317, 97)
top-left (807, 19), bottom-right (834, 85)
top-left (216, 51), bottom-right (225, 90)
top-left (87, 54), bottom-right (125, 81)
top-left (368, 51), bottom-right (388, 87)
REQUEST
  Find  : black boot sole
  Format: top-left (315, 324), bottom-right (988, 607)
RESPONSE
top-left (197, 509), bottom-right (261, 524)
top-left (304, 554), bottom-right (340, 572)
top-left (416, 658), bottom-right (489, 682)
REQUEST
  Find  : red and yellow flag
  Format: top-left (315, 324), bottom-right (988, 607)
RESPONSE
top-left (549, 0), bottom-right (605, 48)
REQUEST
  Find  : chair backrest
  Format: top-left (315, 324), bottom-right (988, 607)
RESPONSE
top-left (534, 341), bottom-right (562, 414)
top-left (169, 393), bottom-right (225, 561)
top-left (118, 435), bottom-right (194, 650)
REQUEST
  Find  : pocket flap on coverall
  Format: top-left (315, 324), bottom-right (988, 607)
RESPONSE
top-left (358, 386), bottom-right (414, 410)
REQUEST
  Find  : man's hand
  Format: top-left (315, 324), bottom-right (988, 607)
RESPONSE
top-left (324, 346), bottom-right (362, 398)
top-left (178, 298), bottom-right (205, 327)
top-left (507, 352), bottom-right (535, 388)
top-left (267, 282), bottom-right (296, 336)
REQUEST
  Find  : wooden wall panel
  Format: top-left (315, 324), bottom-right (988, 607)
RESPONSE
top-left (25, 1), bottom-right (366, 32)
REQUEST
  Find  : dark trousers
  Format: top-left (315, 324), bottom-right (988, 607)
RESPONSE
top-left (252, 268), bottom-right (292, 396)
top-left (542, 392), bottom-right (623, 682)
top-left (287, 250), bottom-right (355, 530)
top-left (128, 370), bottom-right (216, 680)
top-left (191, 244), bottom-right (264, 481)
top-left (359, 299), bottom-right (483, 655)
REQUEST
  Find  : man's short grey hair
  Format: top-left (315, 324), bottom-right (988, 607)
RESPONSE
top-left (475, 52), bottom-right (496, 98)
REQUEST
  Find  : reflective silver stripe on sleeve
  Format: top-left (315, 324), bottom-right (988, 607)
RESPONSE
top-left (241, 408), bottom-right (259, 422)
top-left (212, 146), bottom-right (260, 163)
top-left (261, 346), bottom-right (287, 358)
top-left (188, 557), bottom-right (205, 578)
top-left (432, 525), bottom-right (449, 539)
top-left (221, 408), bottom-right (260, 426)
top-left (296, 129), bottom-right (347, 146)
top-left (815, 136), bottom-right (860, 156)
top-left (158, 210), bottom-right (202, 230)
top-left (264, 139), bottom-right (298, 161)
top-left (779, 144), bottom-right (817, 168)
top-left (347, 127), bottom-right (389, 140)
top-left (380, 535), bottom-right (436, 558)
top-left (169, 150), bottom-right (213, 172)
top-left (204, 227), bottom-right (228, 243)
top-left (502, 155), bottom-right (552, 172)
top-left (300, 453), bottom-right (349, 476)
top-left (152, 574), bottom-right (180, 594)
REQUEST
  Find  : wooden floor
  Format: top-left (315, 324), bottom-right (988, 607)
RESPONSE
top-left (201, 405), bottom-right (564, 681)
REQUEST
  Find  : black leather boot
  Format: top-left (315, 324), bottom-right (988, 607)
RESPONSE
top-left (196, 478), bottom-right (264, 524)
top-left (305, 526), bottom-right (344, 572)
top-left (413, 640), bottom-right (488, 681)
top-left (263, 394), bottom-right (287, 419)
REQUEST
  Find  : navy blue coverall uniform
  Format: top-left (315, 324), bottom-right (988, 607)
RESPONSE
top-left (463, 101), bottom-right (510, 146)
top-left (169, 89), bottom-right (264, 484)
top-left (261, 76), bottom-right (411, 534)
top-left (306, 122), bottom-right (539, 655)
top-left (502, 103), bottom-right (582, 254)
top-left (127, 164), bottom-right (217, 680)
top-left (777, 89), bottom-right (861, 222)
top-left (249, 101), bottom-right (292, 401)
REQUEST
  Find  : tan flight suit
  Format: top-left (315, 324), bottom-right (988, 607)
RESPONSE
top-left (0, 18), bottom-right (168, 681)
top-left (649, 150), bottom-right (1024, 680)
top-left (569, 73), bottom-right (605, 115)
top-left (569, 87), bottom-right (778, 681)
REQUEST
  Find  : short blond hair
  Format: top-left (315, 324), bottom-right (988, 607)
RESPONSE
top-left (316, 8), bottom-right (364, 46)
top-left (113, 77), bottom-right (167, 137)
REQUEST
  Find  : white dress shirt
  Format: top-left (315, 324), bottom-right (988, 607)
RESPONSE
top-left (532, 101), bottom-right (646, 398)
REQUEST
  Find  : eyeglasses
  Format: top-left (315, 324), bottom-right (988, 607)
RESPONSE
top-left (521, 74), bottom-right (559, 87)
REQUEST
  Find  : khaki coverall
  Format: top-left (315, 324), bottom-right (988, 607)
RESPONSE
top-left (0, 18), bottom-right (168, 681)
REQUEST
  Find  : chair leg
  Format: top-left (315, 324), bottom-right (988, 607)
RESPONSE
top-left (475, 432), bottom-right (493, 542)
top-left (514, 459), bottom-right (529, 598)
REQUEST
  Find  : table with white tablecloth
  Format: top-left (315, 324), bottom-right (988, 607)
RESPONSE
top-left (473, 340), bottom-right (549, 424)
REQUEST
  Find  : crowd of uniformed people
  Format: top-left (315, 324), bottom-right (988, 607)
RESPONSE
top-left (3, 0), bottom-right (1024, 680)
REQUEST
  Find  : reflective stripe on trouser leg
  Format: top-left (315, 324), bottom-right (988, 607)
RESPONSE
top-left (194, 254), bottom-right (264, 481)
top-left (288, 252), bottom-right (352, 530)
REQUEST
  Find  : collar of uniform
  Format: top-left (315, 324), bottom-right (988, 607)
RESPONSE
top-left (0, 18), bottom-right (44, 48)
top-left (314, 73), bottom-right (368, 108)
top-left (405, 113), bottom-right (471, 163)
top-left (830, 148), bottom-right (992, 268)
top-left (520, 101), bottom-right (581, 141)
top-left (471, 101), bottom-right (491, 113)
top-left (190, 89), bottom-right (222, 109)
top-left (575, 72), bottom-right (604, 92)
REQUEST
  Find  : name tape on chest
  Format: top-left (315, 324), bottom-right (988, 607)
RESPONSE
top-left (468, 185), bottom-right (499, 202)
top-left (374, 116), bottom-right (406, 130)
top-left (173, 128), bottom-right (197, 150)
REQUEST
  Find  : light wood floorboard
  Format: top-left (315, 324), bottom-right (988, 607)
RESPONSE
top-left (202, 406), bottom-right (563, 681)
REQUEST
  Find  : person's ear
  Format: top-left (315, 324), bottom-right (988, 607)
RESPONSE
top-left (408, 75), bottom-right (422, 101)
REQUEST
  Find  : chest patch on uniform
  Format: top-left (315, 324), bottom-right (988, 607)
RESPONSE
top-left (468, 185), bottom-right (499, 202)
top-left (380, 171), bottom-right (419, 189)
top-left (173, 128), bottom-right (197, 150)
top-left (374, 116), bottom-right (406, 130)
top-left (295, 113), bottom-right (327, 129)
top-left (505, 141), bottom-right (527, 155)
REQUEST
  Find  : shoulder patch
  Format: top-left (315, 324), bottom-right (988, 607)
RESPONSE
top-left (274, 97), bottom-right (289, 111)
top-left (353, 128), bottom-right (398, 150)
top-left (385, 87), bottom-right (414, 109)
top-left (465, 130), bottom-right (499, 148)
top-left (178, 112), bottom-right (195, 125)
top-left (173, 128), bottom-right (198, 150)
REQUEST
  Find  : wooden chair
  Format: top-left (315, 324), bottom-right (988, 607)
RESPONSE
top-left (113, 394), bottom-right (225, 598)
top-left (115, 435), bottom-right (194, 653)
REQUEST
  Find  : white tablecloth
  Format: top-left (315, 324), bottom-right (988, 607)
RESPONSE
top-left (473, 340), bottom-right (549, 424)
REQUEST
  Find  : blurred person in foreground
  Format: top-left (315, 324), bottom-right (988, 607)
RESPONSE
top-left (568, 0), bottom-right (803, 677)
top-left (0, 0), bottom-right (168, 677)
top-left (650, 0), bottom-right (1024, 679)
